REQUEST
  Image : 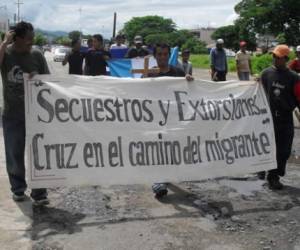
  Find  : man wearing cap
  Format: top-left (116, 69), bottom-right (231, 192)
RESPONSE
top-left (259, 45), bottom-right (300, 190)
top-left (210, 38), bottom-right (228, 81)
top-left (236, 41), bottom-right (252, 80)
top-left (288, 45), bottom-right (300, 73)
top-left (125, 35), bottom-right (149, 58)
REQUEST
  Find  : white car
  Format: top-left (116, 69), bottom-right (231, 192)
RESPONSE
top-left (53, 47), bottom-right (69, 62)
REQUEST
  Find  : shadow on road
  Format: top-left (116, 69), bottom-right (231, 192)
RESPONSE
top-left (11, 182), bottom-right (300, 247)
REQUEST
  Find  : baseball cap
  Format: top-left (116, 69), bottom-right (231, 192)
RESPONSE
top-left (296, 45), bottom-right (300, 52)
top-left (216, 38), bottom-right (224, 44)
top-left (134, 35), bottom-right (143, 44)
top-left (273, 45), bottom-right (290, 58)
top-left (240, 41), bottom-right (247, 47)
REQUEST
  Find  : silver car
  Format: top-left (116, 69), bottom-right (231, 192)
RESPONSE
top-left (53, 47), bottom-right (70, 62)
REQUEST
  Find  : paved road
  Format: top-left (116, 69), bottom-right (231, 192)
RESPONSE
top-left (0, 52), bottom-right (299, 250)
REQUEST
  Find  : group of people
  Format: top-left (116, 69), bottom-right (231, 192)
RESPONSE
top-left (62, 33), bottom-right (193, 78)
top-left (211, 38), bottom-right (300, 82)
top-left (0, 21), bottom-right (300, 205)
top-left (210, 38), bottom-right (252, 82)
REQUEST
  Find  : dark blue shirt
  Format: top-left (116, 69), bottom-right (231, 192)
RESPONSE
top-left (210, 48), bottom-right (227, 72)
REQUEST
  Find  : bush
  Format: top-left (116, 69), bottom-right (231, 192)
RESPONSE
top-left (252, 54), bottom-right (273, 74)
top-left (228, 58), bottom-right (236, 72)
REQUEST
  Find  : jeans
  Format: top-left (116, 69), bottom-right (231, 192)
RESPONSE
top-left (2, 116), bottom-right (47, 200)
top-left (212, 71), bottom-right (226, 81)
top-left (268, 120), bottom-right (294, 180)
top-left (238, 72), bottom-right (250, 81)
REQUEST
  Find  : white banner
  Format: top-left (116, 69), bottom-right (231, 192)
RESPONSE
top-left (25, 75), bottom-right (276, 188)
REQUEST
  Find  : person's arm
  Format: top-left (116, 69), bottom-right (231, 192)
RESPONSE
top-left (0, 30), bottom-right (15, 68)
top-left (293, 75), bottom-right (300, 103)
top-left (235, 53), bottom-right (239, 73)
top-left (103, 51), bottom-right (111, 61)
top-left (177, 66), bottom-right (193, 81)
top-left (225, 52), bottom-right (228, 74)
top-left (41, 54), bottom-right (50, 74)
top-left (29, 51), bottom-right (50, 79)
top-left (124, 48), bottom-right (132, 58)
top-left (185, 74), bottom-right (194, 81)
top-left (249, 57), bottom-right (253, 75)
top-left (210, 49), bottom-right (215, 79)
top-left (62, 52), bottom-right (69, 66)
top-left (288, 60), bottom-right (296, 71)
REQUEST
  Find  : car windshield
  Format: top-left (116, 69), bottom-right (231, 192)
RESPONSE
top-left (57, 48), bottom-right (68, 53)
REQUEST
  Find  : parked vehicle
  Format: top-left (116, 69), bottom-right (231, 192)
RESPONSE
top-left (53, 47), bottom-right (70, 62)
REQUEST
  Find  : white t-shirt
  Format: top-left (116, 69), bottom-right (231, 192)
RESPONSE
top-left (110, 44), bottom-right (128, 49)
top-left (236, 50), bottom-right (251, 72)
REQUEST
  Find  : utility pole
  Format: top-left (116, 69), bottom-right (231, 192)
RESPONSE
top-left (112, 12), bottom-right (117, 38)
top-left (15, 0), bottom-right (23, 23)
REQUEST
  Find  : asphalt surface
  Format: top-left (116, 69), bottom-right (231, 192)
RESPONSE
top-left (0, 52), bottom-right (299, 250)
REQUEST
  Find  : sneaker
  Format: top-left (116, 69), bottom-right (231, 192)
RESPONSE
top-left (32, 197), bottom-right (50, 206)
top-left (257, 171), bottom-right (266, 180)
top-left (12, 192), bottom-right (26, 202)
top-left (268, 178), bottom-right (284, 190)
top-left (152, 183), bottom-right (168, 199)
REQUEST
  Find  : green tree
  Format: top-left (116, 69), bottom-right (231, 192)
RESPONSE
top-left (53, 36), bottom-right (71, 46)
top-left (122, 15), bottom-right (176, 44)
top-left (181, 38), bottom-right (207, 54)
top-left (276, 33), bottom-right (287, 44)
top-left (211, 25), bottom-right (239, 50)
top-left (234, 0), bottom-right (300, 46)
top-left (212, 23), bottom-right (256, 51)
top-left (167, 30), bottom-right (194, 48)
top-left (34, 33), bottom-right (47, 46)
top-left (145, 34), bottom-right (169, 45)
top-left (68, 30), bottom-right (82, 41)
top-left (144, 30), bottom-right (194, 48)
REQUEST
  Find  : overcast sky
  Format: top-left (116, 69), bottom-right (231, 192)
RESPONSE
top-left (0, 0), bottom-right (240, 38)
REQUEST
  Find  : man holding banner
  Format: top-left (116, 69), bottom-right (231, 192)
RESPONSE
top-left (0, 22), bottom-right (50, 205)
top-left (260, 44), bottom-right (300, 190)
top-left (148, 43), bottom-right (193, 198)
top-left (85, 34), bottom-right (111, 76)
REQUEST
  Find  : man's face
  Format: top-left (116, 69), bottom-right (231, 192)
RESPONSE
top-left (116, 37), bottom-right (122, 45)
top-left (93, 38), bottom-right (102, 49)
top-left (273, 55), bottom-right (287, 69)
top-left (182, 52), bottom-right (190, 62)
top-left (155, 47), bottom-right (169, 68)
top-left (216, 43), bottom-right (223, 49)
top-left (240, 45), bottom-right (246, 52)
top-left (135, 41), bottom-right (142, 48)
top-left (74, 40), bottom-right (81, 51)
top-left (15, 30), bottom-right (34, 52)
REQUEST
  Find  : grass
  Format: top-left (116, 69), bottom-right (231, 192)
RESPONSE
top-left (190, 52), bottom-right (297, 75)
top-left (190, 54), bottom-right (236, 72)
